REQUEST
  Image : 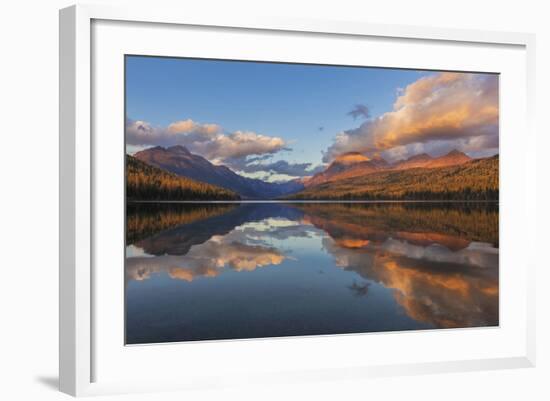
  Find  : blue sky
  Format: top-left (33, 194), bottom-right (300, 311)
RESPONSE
top-left (125, 56), bottom-right (498, 181)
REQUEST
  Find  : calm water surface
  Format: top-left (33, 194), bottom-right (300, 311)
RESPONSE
top-left (125, 202), bottom-right (499, 344)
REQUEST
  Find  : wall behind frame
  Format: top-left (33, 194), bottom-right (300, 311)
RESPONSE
top-left (0, 0), bottom-right (548, 400)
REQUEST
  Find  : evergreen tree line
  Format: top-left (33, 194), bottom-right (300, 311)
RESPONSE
top-left (126, 155), bottom-right (240, 201)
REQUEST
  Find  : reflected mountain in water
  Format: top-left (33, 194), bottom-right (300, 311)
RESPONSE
top-left (126, 202), bottom-right (498, 344)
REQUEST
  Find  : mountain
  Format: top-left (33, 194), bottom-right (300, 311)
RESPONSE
top-left (134, 146), bottom-right (303, 199)
top-left (305, 149), bottom-right (472, 188)
top-left (305, 152), bottom-right (388, 187)
top-left (393, 149), bottom-right (472, 170)
top-left (287, 155), bottom-right (499, 201)
top-left (392, 153), bottom-right (433, 169)
top-left (126, 155), bottom-right (240, 201)
top-left (427, 149), bottom-right (472, 167)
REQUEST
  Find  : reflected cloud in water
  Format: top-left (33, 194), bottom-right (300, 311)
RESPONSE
top-left (126, 222), bottom-right (302, 282)
top-left (323, 236), bottom-right (498, 328)
top-left (126, 202), bottom-right (499, 343)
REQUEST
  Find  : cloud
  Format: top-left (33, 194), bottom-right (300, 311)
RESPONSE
top-left (126, 118), bottom-right (287, 163)
top-left (238, 218), bottom-right (320, 240)
top-left (324, 72), bottom-right (499, 162)
top-left (126, 117), bottom-right (317, 180)
top-left (381, 133), bottom-right (499, 162)
top-left (347, 104), bottom-right (370, 120)
top-left (126, 220), bottom-right (288, 282)
top-left (167, 119), bottom-right (220, 136)
top-left (126, 241), bottom-right (285, 282)
top-left (234, 158), bottom-right (325, 178)
top-left (320, 234), bottom-right (499, 328)
top-left (200, 131), bottom-right (287, 163)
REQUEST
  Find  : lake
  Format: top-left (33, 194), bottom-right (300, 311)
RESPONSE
top-left (125, 202), bottom-right (499, 344)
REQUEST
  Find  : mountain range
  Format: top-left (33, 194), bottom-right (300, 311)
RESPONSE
top-left (304, 149), bottom-right (473, 187)
top-left (129, 145), bottom-right (498, 201)
top-left (289, 155), bottom-right (498, 201)
top-left (134, 145), bottom-right (303, 199)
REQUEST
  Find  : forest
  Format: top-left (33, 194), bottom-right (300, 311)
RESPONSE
top-left (288, 155), bottom-right (499, 201)
top-left (126, 155), bottom-right (240, 202)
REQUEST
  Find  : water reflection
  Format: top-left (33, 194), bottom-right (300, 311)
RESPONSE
top-left (126, 202), bottom-right (498, 344)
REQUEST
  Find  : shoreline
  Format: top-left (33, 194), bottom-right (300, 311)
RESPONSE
top-left (127, 199), bottom-right (500, 204)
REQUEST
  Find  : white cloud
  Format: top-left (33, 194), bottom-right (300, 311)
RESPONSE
top-left (233, 158), bottom-right (325, 179)
top-left (126, 118), bottom-right (287, 163)
top-left (126, 224), bottom-right (287, 282)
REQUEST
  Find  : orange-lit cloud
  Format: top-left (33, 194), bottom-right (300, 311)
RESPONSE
top-left (324, 237), bottom-right (499, 328)
top-left (298, 203), bottom-right (499, 328)
top-left (167, 119), bottom-right (221, 136)
top-left (335, 238), bottom-right (371, 249)
top-left (324, 72), bottom-right (498, 162)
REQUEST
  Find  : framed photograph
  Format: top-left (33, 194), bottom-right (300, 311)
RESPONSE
top-left (59, 4), bottom-right (536, 396)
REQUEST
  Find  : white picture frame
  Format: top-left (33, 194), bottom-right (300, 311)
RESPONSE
top-left (59, 4), bottom-right (536, 397)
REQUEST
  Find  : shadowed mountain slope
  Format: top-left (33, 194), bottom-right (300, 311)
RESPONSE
top-left (134, 146), bottom-right (303, 199)
top-left (126, 155), bottom-right (240, 201)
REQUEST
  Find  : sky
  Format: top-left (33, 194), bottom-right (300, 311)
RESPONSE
top-left (126, 56), bottom-right (499, 182)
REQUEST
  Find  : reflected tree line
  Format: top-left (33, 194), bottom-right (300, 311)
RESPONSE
top-left (127, 202), bottom-right (237, 244)
top-left (295, 202), bottom-right (498, 246)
